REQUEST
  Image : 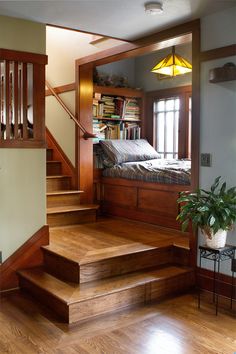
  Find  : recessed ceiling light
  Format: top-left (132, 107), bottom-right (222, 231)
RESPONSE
top-left (145, 2), bottom-right (163, 15)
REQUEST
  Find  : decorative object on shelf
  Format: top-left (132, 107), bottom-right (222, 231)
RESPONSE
top-left (177, 176), bottom-right (236, 248)
top-left (93, 69), bottom-right (130, 88)
top-left (209, 62), bottom-right (236, 83)
top-left (151, 46), bottom-right (192, 78)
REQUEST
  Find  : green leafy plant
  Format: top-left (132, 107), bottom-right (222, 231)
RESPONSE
top-left (177, 176), bottom-right (236, 238)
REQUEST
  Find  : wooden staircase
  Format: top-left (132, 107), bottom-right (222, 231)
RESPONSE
top-left (45, 147), bottom-right (99, 227)
top-left (17, 145), bottom-right (194, 325)
top-left (18, 218), bottom-right (194, 324)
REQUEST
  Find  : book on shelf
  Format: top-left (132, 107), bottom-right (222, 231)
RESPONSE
top-left (93, 90), bottom-right (142, 140)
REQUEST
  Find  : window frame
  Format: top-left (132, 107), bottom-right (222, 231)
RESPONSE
top-left (147, 85), bottom-right (192, 160)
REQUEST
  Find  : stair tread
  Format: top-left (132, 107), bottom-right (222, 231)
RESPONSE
top-left (47, 190), bottom-right (84, 196)
top-left (46, 175), bottom-right (71, 179)
top-left (18, 265), bottom-right (193, 305)
top-left (47, 204), bottom-right (99, 214)
top-left (43, 242), bottom-right (171, 265)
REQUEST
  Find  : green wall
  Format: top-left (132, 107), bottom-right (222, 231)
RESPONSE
top-left (0, 15), bottom-right (46, 262)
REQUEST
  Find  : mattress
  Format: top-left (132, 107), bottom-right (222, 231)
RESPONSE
top-left (102, 158), bottom-right (191, 185)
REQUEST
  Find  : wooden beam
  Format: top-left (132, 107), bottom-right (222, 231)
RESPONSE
top-left (200, 44), bottom-right (236, 62)
top-left (45, 82), bottom-right (76, 96)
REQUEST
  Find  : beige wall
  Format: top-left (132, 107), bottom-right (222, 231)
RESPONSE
top-left (0, 15), bottom-right (45, 54)
top-left (46, 26), bottom-right (123, 165)
top-left (0, 16), bottom-right (46, 262)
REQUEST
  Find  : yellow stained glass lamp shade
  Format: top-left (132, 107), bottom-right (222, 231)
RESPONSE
top-left (151, 47), bottom-right (192, 77)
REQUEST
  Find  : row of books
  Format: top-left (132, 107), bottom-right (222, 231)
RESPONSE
top-left (93, 93), bottom-right (140, 121)
top-left (93, 119), bottom-right (141, 141)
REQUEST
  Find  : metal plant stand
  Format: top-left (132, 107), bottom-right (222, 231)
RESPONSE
top-left (198, 245), bottom-right (236, 315)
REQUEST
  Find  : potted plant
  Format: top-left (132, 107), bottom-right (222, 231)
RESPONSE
top-left (177, 176), bottom-right (236, 248)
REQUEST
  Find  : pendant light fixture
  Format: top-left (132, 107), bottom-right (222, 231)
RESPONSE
top-left (151, 46), bottom-right (192, 77)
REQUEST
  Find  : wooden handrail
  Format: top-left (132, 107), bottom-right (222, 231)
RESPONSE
top-left (46, 80), bottom-right (95, 139)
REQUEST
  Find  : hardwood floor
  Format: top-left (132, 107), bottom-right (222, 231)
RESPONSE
top-left (0, 291), bottom-right (235, 353)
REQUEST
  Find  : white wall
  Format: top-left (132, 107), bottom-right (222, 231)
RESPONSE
top-left (199, 7), bottom-right (236, 274)
top-left (0, 16), bottom-right (46, 262)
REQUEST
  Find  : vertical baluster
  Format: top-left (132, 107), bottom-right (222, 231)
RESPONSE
top-left (5, 60), bottom-right (10, 140)
top-left (14, 62), bottom-right (19, 139)
top-left (22, 63), bottom-right (28, 139)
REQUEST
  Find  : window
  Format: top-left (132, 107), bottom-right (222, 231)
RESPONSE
top-left (152, 86), bottom-right (192, 159)
top-left (154, 97), bottom-right (180, 159)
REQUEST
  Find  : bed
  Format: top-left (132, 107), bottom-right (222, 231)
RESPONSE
top-left (94, 139), bottom-right (191, 229)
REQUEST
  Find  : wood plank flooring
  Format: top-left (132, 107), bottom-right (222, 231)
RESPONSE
top-left (0, 291), bottom-right (235, 353)
top-left (46, 217), bottom-right (190, 264)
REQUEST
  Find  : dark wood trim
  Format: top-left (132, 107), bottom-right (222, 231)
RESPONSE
top-left (197, 267), bottom-right (236, 300)
top-left (200, 44), bottom-right (236, 62)
top-left (46, 128), bottom-right (76, 189)
top-left (147, 85), bottom-right (192, 98)
top-left (0, 140), bottom-right (46, 148)
top-left (76, 64), bottom-right (94, 202)
top-left (0, 48), bottom-right (48, 65)
top-left (0, 225), bottom-right (49, 292)
top-left (45, 83), bottom-right (76, 97)
top-left (94, 85), bottom-right (144, 98)
top-left (146, 85), bottom-right (192, 159)
top-left (75, 23), bottom-right (194, 67)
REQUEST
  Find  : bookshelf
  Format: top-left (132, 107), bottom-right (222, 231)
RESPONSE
top-left (93, 85), bottom-right (144, 141)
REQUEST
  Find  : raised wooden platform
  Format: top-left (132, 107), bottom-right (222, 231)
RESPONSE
top-left (18, 217), bottom-right (193, 324)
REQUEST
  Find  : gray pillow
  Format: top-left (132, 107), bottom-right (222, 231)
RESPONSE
top-left (99, 139), bottom-right (160, 165)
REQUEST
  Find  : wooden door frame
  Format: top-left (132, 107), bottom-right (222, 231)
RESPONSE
top-left (75, 19), bottom-right (200, 198)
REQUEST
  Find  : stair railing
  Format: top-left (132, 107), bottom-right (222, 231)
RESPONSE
top-left (46, 80), bottom-right (95, 139)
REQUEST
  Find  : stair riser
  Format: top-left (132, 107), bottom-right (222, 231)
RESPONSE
top-left (46, 177), bottom-right (71, 192)
top-left (80, 247), bottom-right (174, 283)
top-left (43, 246), bottom-right (174, 283)
top-left (173, 246), bottom-right (190, 266)
top-left (19, 276), bottom-right (69, 322)
top-left (19, 271), bottom-right (194, 324)
top-left (46, 162), bottom-right (62, 176)
top-left (46, 149), bottom-right (53, 161)
top-left (47, 194), bottom-right (81, 208)
top-left (47, 209), bottom-right (97, 227)
top-left (43, 250), bottom-right (80, 283)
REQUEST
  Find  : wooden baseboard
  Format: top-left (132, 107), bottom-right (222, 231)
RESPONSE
top-left (0, 225), bottom-right (49, 291)
top-left (46, 128), bottom-right (76, 188)
top-left (196, 267), bottom-right (236, 300)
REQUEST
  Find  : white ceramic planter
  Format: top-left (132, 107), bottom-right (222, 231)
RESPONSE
top-left (203, 229), bottom-right (227, 249)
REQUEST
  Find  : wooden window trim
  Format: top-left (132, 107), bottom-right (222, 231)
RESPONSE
top-left (147, 85), bottom-right (192, 159)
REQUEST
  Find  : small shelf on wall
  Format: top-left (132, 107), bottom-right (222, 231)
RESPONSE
top-left (209, 62), bottom-right (236, 83)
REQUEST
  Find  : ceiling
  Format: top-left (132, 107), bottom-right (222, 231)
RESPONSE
top-left (0, 0), bottom-right (235, 41)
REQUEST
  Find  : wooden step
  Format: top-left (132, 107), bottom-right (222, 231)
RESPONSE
top-left (46, 148), bottom-right (53, 161)
top-left (46, 161), bottom-right (62, 176)
top-left (42, 242), bottom-right (174, 283)
top-left (47, 190), bottom-right (84, 208)
top-left (46, 175), bottom-right (71, 192)
top-left (18, 265), bottom-right (194, 324)
top-left (47, 205), bottom-right (99, 227)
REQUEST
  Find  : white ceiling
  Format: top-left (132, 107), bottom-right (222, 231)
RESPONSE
top-left (0, 0), bottom-right (235, 40)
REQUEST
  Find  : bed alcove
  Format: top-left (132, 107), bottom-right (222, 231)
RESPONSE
top-left (75, 19), bottom-right (200, 266)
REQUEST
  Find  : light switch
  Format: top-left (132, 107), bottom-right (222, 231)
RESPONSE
top-left (201, 153), bottom-right (212, 167)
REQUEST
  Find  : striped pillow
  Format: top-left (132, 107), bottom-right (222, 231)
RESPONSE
top-left (99, 139), bottom-right (160, 165)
